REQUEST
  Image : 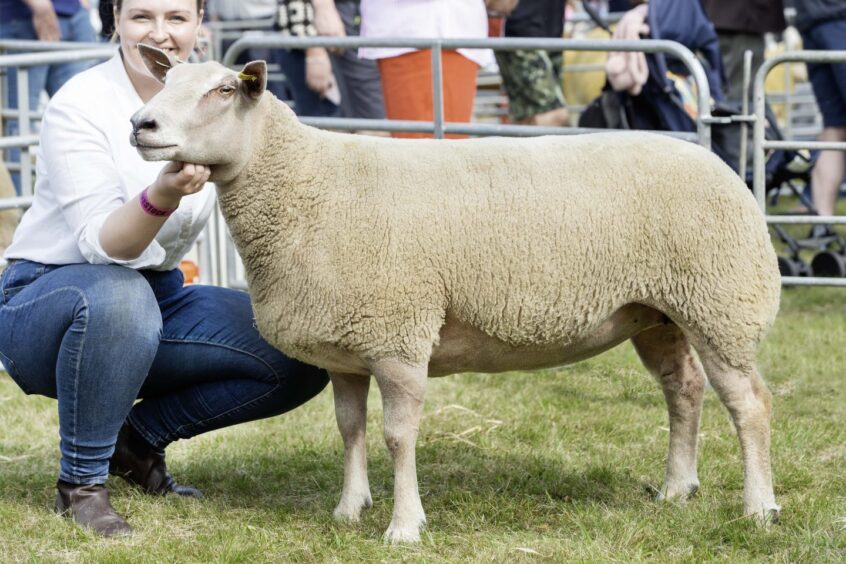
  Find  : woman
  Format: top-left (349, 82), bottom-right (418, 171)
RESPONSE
top-left (0, 0), bottom-right (328, 537)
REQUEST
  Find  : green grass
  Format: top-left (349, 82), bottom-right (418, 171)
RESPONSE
top-left (1, 285), bottom-right (845, 562)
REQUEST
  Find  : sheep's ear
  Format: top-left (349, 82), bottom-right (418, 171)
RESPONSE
top-left (238, 60), bottom-right (267, 100)
top-left (138, 44), bottom-right (176, 83)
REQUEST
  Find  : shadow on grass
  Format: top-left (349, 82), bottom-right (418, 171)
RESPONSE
top-left (155, 441), bottom-right (643, 516)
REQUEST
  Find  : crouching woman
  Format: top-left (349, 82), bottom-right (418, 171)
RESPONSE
top-left (0, 0), bottom-right (328, 536)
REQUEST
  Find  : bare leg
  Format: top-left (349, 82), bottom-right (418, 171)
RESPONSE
top-left (371, 359), bottom-right (428, 543)
top-left (698, 349), bottom-right (779, 522)
top-left (330, 372), bottom-right (372, 522)
top-left (632, 324), bottom-right (704, 501)
top-left (810, 126), bottom-right (846, 216)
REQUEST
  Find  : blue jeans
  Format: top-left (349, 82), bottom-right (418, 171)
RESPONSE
top-left (0, 10), bottom-right (97, 193)
top-left (0, 260), bottom-right (329, 485)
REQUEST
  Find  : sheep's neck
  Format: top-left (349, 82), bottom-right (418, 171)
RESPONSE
top-left (215, 99), bottom-right (325, 303)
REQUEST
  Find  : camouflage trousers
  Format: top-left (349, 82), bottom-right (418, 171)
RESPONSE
top-left (495, 49), bottom-right (566, 122)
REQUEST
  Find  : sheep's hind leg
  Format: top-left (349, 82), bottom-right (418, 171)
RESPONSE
top-left (371, 359), bottom-right (428, 544)
top-left (631, 323), bottom-right (704, 502)
top-left (697, 348), bottom-right (779, 523)
top-left (330, 372), bottom-right (373, 522)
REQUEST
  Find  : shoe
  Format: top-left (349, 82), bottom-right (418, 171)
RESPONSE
top-left (55, 481), bottom-right (132, 537)
top-left (109, 421), bottom-right (202, 498)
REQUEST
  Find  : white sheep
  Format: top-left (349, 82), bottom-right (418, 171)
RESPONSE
top-left (131, 47), bottom-right (782, 543)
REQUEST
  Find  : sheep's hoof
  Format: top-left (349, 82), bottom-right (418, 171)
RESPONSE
top-left (653, 481), bottom-right (699, 503)
top-left (383, 516), bottom-right (426, 544)
top-left (747, 503), bottom-right (781, 526)
top-left (333, 493), bottom-right (373, 522)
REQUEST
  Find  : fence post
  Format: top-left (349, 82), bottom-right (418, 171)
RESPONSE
top-left (431, 42), bottom-right (444, 140)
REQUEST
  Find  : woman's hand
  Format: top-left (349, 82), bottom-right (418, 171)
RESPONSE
top-left (99, 162), bottom-right (209, 261)
top-left (147, 161), bottom-right (211, 210)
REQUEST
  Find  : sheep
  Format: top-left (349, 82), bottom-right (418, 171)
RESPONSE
top-left (130, 45), bottom-right (782, 543)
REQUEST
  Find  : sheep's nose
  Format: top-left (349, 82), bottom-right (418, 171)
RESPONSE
top-left (130, 114), bottom-right (158, 134)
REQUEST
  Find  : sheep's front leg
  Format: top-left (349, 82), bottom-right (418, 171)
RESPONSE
top-left (330, 372), bottom-right (372, 522)
top-left (371, 359), bottom-right (428, 543)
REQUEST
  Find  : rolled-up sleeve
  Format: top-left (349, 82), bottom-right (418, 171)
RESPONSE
top-left (39, 97), bottom-right (167, 268)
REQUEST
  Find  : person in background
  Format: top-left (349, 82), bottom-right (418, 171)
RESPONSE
top-left (0, 0), bottom-right (98, 193)
top-left (359, 0), bottom-right (493, 139)
top-left (0, 0), bottom-right (328, 537)
top-left (493, 0), bottom-right (571, 127)
top-left (792, 0), bottom-right (846, 221)
top-left (701, 0), bottom-right (786, 106)
top-left (273, 0), bottom-right (339, 117)
top-left (312, 0), bottom-right (387, 132)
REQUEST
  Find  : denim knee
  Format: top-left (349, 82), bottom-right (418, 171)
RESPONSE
top-left (85, 266), bottom-right (162, 353)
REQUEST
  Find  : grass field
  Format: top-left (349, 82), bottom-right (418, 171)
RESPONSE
top-left (0, 284), bottom-right (844, 562)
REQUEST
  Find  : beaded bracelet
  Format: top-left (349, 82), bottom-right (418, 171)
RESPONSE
top-left (139, 187), bottom-right (177, 218)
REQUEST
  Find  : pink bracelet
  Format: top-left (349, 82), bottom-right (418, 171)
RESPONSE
top-left (139, 187), bottom-right (177, 217)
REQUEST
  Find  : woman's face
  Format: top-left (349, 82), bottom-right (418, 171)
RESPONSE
top-left (116, 0), bottom-right (202, 83)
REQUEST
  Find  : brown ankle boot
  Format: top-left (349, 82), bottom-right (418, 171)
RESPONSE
top-left (55, 481), bottom-right (132, 537)
top-left (109, 422), bottom-right (202, 497)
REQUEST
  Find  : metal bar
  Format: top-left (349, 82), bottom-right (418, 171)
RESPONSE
top-left (18, 67), bottom-right (32, 196)
top-left (0, 47), bottom-right (115, 68)
top-left (782, 277), bottom-right (846, 287)
top-left (766, 215), bottom-right (846, 225)
top-left (431, 42), bottom-right (444, 140)
top-left (0, 134), bottom-right (39, 149)
top-left (739, 49), bottom-right (753, 179)
top-left (0, 39), bottom-right (109, 51)
top-left (1, 108), bottom-right (43, 120)
top-left (225, 36), bottom-right (715, 62)
top-left (300, 116), bottom-right (697, 140)
top-left (763, 140), bottom-right (846, 151)
top-left (0, 196), bottom-right (33, 210)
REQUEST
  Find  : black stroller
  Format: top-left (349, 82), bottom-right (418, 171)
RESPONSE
top-left (578, 0), bottom-right (846, 277)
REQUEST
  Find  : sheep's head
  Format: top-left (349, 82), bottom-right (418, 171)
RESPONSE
top-left (130, 44), bottom-right (268, 177)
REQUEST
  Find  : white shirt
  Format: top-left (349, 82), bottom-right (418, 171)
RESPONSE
top-left (359, 0), bottom-right (493, 67)
top-left (5, 53), bottom-right (216, 271)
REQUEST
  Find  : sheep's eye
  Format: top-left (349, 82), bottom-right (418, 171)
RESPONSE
top-left (218, 85), bottom-right (235, 95)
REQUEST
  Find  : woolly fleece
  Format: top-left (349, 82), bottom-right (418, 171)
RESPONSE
top-left (215, 95), bottom-right (781, 374)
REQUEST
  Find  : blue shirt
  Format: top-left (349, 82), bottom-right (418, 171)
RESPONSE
top-left (0, 0), bottom-right (82, 21)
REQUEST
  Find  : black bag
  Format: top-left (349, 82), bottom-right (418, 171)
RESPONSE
top-left (578, 88), bottom-right (632, 130)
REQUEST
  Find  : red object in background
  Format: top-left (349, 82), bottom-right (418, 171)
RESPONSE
top-left (378, 50), bottom-right (479, 140)
top-left (180, 260), bottom-right (199, 285)
top-left (488, 17), bottom-right (504, 37)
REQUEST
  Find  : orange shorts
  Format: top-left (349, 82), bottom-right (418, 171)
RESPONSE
top-left (377, 49), bottom-right (479, 139)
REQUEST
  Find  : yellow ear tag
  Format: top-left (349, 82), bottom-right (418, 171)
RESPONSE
top-left (238, 72), bottom-right (257, 82)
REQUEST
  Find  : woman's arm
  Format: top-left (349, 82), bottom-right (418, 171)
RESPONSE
top-left (38, 82), bottom-right (204, 269)
top-left (99, 161), bottom-right (210, 261)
